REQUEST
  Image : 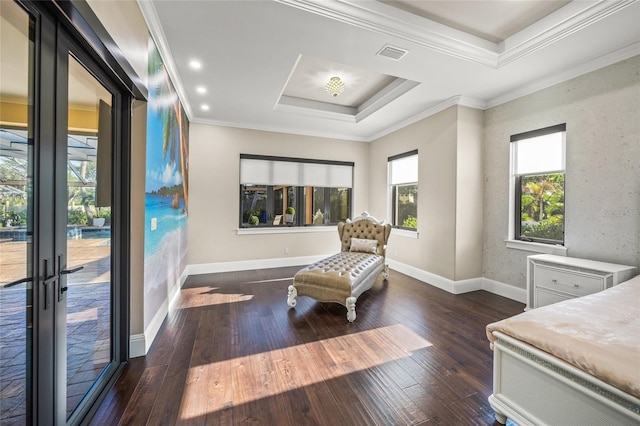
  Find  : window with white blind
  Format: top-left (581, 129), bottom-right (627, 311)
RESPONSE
top-left (511, 124), bottom-right (566, 244)
top-left (388, 150), bottom-right (418, 230)
top-left (239, 154), bottom-right (353, 227)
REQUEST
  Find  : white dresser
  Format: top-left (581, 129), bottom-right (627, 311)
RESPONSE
top-left (526, 254), bottom-right (637, 309)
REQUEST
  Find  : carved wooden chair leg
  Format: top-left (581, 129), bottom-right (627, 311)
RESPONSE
top-left (383, 264), bottom-right (389, 280)
top-left (346, 296), bottom-right (357, 322)
top-left (287, 285), bottom-right (297, 307)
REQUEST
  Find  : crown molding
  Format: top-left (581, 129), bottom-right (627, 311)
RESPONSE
top-left (276, 0), bottom-right (498, 67)
top-left (140, 0), bottom-right (638, 144)
top-left (137, 0), bottom-right (194, 120)
top-left (486, 43), bottom-right (640, 109)
top-left (498, 0), bottom-right (636, 67)
top-left (355, 79), bottom-right (420, 122)
top-left (194, 45), bottom-right (637, 142)
top-left (190, 116), bottom-right (370, 142)
top-left (193, 94), bottom-right (485, 143)
top-left (275, 96), bottom-right (358, 122)
top-left (368, 95), bottom-right (486, 141)
top-left (276, 0), bottom-right (637, 69)
top-left (274, 78), bottom-right (420, 124)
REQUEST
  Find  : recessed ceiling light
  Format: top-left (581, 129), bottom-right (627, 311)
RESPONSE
top-left (201, 104), bottom-right (210, 111)
top-left (196, 86), bottom-right (207, 94)
top-left (189, 60), bottom-right (202, 70)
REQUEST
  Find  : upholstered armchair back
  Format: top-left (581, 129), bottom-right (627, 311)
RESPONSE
top-left (338, 220), bottom-right (392, 257)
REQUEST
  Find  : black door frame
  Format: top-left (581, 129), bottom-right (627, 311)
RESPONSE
top-left (15, 0), bottom-right (144, 423)
top-left (54, 29), bottom-right (124, 426)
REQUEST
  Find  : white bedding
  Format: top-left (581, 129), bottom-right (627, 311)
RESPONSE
top-left (487, 275), bottom-right (640, 399)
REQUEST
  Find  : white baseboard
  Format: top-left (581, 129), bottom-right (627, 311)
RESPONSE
top-left (187, 255), bottom-right (327, 275)
top-left (481, 277), bottom-right (527, 303)
top-left (129, 333), bottom-right (146, 358)
top-left (142, 298), bottom-right (168, 355)
top-left (386, 259), bottom-right (483, 294)
top-left (130, 265), bottom-right (189, 358)
top-left (387, 259), bottom-right (525, 302)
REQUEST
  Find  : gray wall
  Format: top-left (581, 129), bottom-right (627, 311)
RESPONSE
top-left (483, 55), bottom-right (640, 288)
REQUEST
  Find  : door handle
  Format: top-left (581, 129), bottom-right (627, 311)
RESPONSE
top-left (5, 277), bottom-right (32, 287)
top-left (60, 266), bottom-right (84, 275)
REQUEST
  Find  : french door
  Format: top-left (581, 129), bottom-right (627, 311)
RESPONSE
top-left (0, 1), bottom-right (129, 424)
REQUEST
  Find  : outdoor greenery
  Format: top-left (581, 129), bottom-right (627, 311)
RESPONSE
top-left (396, 184), bottom-right (418, 229)
top-left (243, 208), bottom-right (263, 224)
top-left (68, 209), bottom-right (88, 225)
top-left (520, 173), bottom-right (564, 241)
top-left (0, 210), bottom-right (27, 227)
top-left (0, 156), bottom-right (114, 227)
top-left (241, 185), bottom-right (350, 226)
top-left (0, 157), bottom-right (28, 226)
top-left (402, 215), bottom-right (417, 229)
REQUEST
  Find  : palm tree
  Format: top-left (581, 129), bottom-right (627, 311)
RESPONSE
top-left (522, 174), bottom-right (564, 222)
top-left (149, 46), bottom-right (189, 213)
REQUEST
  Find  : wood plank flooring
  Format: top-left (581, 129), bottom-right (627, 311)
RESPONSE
top-left (90, 267), bottom-right (524, 425)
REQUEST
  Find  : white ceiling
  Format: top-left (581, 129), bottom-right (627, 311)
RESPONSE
top-left (382, 0), bottom-right (571, 43)
top-left (282, 55), bottom-right (396, 108)
top-left (139, 0), bottom-right (640, 142)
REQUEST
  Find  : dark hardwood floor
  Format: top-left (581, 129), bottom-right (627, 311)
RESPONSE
top-left (90, 267), bottom-right (524, 425)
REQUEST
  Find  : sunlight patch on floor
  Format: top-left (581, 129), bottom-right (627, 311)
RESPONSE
top-left (179, 324), bottom-right (432, 420)
top-left (177, 287), bottom-right (254, 308)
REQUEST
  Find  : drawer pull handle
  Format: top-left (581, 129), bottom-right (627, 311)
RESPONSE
top-left (550, 279), bottom-right (579, 288)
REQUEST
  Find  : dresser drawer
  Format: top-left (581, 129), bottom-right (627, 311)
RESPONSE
top-left (534, 265), bottom-right (604, 298)
top-left (527, 254), bottom-right (636, 310)
top-left (536, 288), bottom-right (573, 307)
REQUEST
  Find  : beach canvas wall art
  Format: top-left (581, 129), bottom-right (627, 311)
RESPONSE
top-left (144, 36), bottom-right (189, 329)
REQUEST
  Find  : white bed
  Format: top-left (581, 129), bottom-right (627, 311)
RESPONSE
top-left (486, 274), bottom-right (640, 426)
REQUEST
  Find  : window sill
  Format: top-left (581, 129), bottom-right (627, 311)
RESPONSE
top-left (505, 239), bottom-right (567, 256)
top-left (237, 226), bottom-right (336, 235)
top-left (392, 228), bottom-right (419, 239)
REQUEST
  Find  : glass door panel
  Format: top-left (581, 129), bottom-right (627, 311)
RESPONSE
top-left (0, 2), bottom-right (34, 424)
top-left (64, 56), bottom-right (113, 419)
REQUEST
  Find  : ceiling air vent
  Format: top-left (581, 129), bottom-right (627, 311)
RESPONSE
top-left (376, 44), bottom-right (409, 61)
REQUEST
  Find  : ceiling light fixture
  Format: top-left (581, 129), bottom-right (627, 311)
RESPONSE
top-left (189, 60), bottom-right (202, 70)
top-left (196, 86), bottom-right (207, 94)
top-left (325, 76), bottom-right (345, 97)
top-left (201, 104), bottom-right (210, 111)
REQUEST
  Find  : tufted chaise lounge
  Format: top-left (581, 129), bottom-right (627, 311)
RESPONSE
top-left (287, 212), bottom-right (391, 322)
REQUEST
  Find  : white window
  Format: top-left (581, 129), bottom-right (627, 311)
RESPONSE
top-left (510, 124), bottom-right (566, 244)
top-left (388, 150), bottom-right (418, 230)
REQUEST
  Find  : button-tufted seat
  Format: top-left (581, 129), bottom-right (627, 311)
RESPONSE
top-left (287, 212), bottom-right (391, 322)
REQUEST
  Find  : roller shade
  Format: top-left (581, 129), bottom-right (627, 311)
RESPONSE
top-left (240, 155), bottom-right (353, 188)
top-left (512, 125), bottom-right (565, 175)
top-left (389, 150), bottom-right (418, 185)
